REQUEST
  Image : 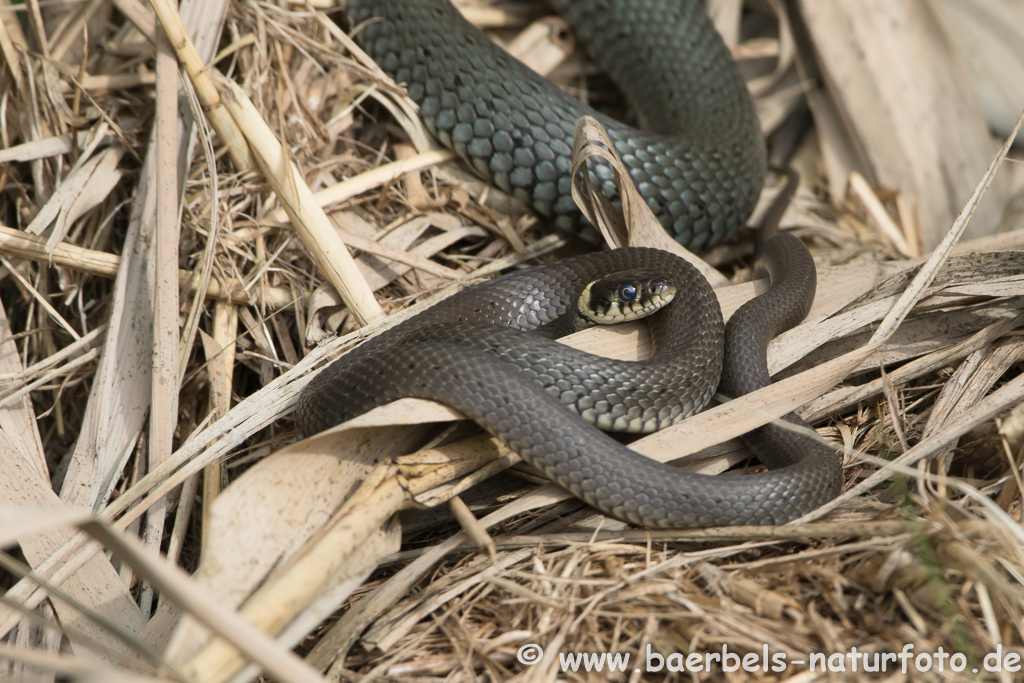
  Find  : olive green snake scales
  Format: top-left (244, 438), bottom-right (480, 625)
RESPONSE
top-left (296, 0), bottom-right (843, 527)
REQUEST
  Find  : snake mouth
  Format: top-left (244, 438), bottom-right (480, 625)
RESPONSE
top-left (578, 270), bottom-right (677, 325)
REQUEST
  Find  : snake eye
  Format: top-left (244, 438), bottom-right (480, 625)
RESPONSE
top-left (617, 284), bottom-right (637, 302)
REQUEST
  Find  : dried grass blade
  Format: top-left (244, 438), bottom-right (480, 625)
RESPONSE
top-left (265, 149), bottom-right (455, 225)
top-left (797, 0), bottom-right (1004, 249)
top-left (164, 417), bottom-right (430, 667)
top-left (923, 338), bottom-right (1024, 477)
top-left (805, 313), bottom-right (1023, 422)
top-left (870, 109), bottom-right (1024, 345)
top-left (177, 70), bottom-right (221, 384)
top-left (0, 225), bottom-right (291, 308)
top-left (0, 642), bottom-right (175, 683)
top-left (26, 148), bottom-right (122, 256)
top-left (0, 301), bottom-right (46, 479)
top-left (218, 78), bottom-right (384, 326)
top-left (569, 115), bottom-right (730, 287)
top-left (0, 256), bottom-right (80, 341)
top-left (0, 429), bottom-right (143, 661)
top-left (78, 519), bottom-right (328, 683)
top-left (929, 0), bottom-right (1024, 142)
top-left (0, 5), bottom-right (27, 96)
top-left (177, 460), bottom-right (404, 682)
top-left (0, 507), bottom-right (93, 548)
top-left (0, 135), bottom-right (74, 164)
top-left (797, 111), bottom-right (1024, 520)
top-left (139, 25), bottom-right (184, 620)
top-left (108, 0), bottom-right (156, 43)
top-left (0, 0), bottom-right (234, 645)
top-left (364, 548), bottom-right (536, 653)
top-left (146, 0), bottom-right (250, 170)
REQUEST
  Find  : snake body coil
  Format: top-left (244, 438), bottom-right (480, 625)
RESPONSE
top-left (296, 1), bottom-right (843, 526)
top-left (347, 0), bottom-right (766, 248)
top-left (298, 241), bottom-right (842, 527)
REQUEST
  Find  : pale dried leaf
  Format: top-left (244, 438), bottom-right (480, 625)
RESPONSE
top-left (797, 0), bottom-right (1005, 249)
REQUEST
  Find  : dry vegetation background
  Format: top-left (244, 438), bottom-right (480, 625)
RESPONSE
top-left (1, 0), bottom-right (1024, 680)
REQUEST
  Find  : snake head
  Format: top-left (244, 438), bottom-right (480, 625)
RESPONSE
top-left (579, 269), bottom-right (676, 325)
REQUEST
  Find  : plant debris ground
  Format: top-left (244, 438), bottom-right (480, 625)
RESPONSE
top-left (1, 0), bottom-right (1024, 681)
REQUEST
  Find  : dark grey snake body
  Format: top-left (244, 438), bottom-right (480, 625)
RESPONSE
top-left (295, 0), bottom-right (842, 526)
top-left (347, 0), bottom-right (765, 247)
top-left (298, 240), bottom-right (841, 526)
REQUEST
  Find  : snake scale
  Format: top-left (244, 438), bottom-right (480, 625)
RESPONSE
top-left (296, 0), bottom-right (843, 527)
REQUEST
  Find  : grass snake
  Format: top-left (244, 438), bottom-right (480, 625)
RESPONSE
top-left (296, 0), bottom-right (843, 526)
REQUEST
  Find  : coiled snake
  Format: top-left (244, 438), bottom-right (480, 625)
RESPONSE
top-left (296, 0), bottom-right (842, 527)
